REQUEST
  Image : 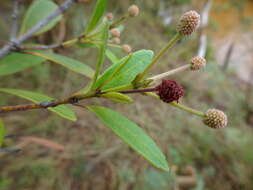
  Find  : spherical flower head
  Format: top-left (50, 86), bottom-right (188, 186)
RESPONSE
top-left (122, 44), bottom-right (132, 54)
top-left (128, 5), bottom-right (140, 17)
top-left (155, 80), bottom-right (184, 103)
top-left (110, 28), bottom-right (121, 38)
top-left (203, 109), bottom-right (228, 129)
top-left (191, 56), bottom-right (206, 70)
top-left (177, 10), bottom-right (200, 35)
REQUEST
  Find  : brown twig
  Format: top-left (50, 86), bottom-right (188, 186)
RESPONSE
top-left (0, 87), bottom-right (159, 114)
top-left (0, 96), bottom-right (79, 114)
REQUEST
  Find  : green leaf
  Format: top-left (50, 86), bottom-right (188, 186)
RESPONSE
top-left (0, 52), bottom-right (45, 76)
top-left (100, 92), bottom-right (133, 104)
top-left (95, 50), bottom-right (154, 90)
top-left (106, 50), bottom-right (119, 64)
top-left (27, 51), bottom-right (94, 78)
top-left (0, 88), bottom-right (76, 121)
top-left (85, 0), bottom-right (108, 33)
top-left (0, 119), bottom-right (5, 147)
top-left (90, 21), bottom-right (109, 89)
top-left (20, 0), bottom-right (62, 35)
top-left (88, 106), bottom-right (169, 171)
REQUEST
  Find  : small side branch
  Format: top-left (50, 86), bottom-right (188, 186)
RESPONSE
top-left (0, 0), bottom-right (78, 58)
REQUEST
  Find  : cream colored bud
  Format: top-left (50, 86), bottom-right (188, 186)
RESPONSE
top-left (122, 44), bottom-right (132, 54)
top-left (128, 5), bottom-right (139, 17)
top-left (191, 56), bottom-right (206, 70)
top-left (110, 28), bottom-right (121, 38)
top-left (106, 12), bottom-right (114, 21)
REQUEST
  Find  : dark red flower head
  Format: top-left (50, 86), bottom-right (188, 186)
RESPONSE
top-left (155, 80), bottom-right (184, 103)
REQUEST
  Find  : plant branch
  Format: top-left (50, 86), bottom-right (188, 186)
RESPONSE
top-left (10, 0), bottom-right (21, 41)
top-left (109, 14), bottom-right (129, 29)
top-left (148, 64), bottom-right (191, 81)
top-left (22, 34), bottom-right (86, 50)
top-left (0, 0), bottom-right (78, 58)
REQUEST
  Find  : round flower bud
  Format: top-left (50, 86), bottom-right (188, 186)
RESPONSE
top-left (177, 10), bottom-right (200, 35)
top-left (155, 80), bottom-right (184, 103)
top-left (112, 37), bottom-right (121, 44)
top-left (191, 56), bottom-right (206, 70)
top-left (128, 5), bottom-right (140, 17)
top-left (122, 44), bottom-right (132, 54)
top-left (106, 12), bottom-right (114, 21)
top-left (203, 109), bottom-right (228, 129)
top-left (110, 28), bottom-right (121, 38)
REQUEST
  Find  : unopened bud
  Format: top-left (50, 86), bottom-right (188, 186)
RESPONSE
top-left (177, 10), bottom-right (200, 35)
top-left (128, 5), bottom-right (140, 17)
top-left (110, 28), bottom-right (121, 38)
top-left (106, 12), bottom-right (114, 21)
top-left (191, 56), bottom-right (206, 70)
top-left (203, 109), bottom-right (227, 129)
top-left (122, 44), bottom-right (132, 54)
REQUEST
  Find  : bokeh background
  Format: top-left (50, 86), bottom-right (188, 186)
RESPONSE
top-left (0, 0), bottom-right (253, 189)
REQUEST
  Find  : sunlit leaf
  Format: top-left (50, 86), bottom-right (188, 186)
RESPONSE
top-left (27, 51), bottom-right (94, 78)
top-left (0, 88), bottom-right (76, 121)
top-left (0, 52), bottom-right (45, 76)
top-left (85, 0), bottom-right (108, 33)
top-left (95, 50), bottom-right (154, 90)
top-left (88, 106), bottom-right (169, 171)
top-left (20, 0), bottom-right (62, 35)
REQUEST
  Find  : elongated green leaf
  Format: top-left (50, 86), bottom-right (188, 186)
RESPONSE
top-left (0, 52), bottom-right (45, 76)
top-left (0, 120), bottom-right (5, 147)
top-left (85, 0), bottom-right (108, 33)
top-left (0, 88), bottom-right (76, 121)
top-left (27, 51), bottom-right (94, 78)
top-left (20, 0), bottom-right (62, 35)
top-left (95, 50), bottom-right (154, 90)
top-left (100, 92), bottom-right (133, 104)
top-left (91, 21), bottom-right (109, 89)
top-left (88, 106), bottom-right (169, 171)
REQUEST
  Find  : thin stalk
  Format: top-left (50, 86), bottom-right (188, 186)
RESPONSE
top-left (22, 34), bottom-right (86, 50)
top-left (170, 102), bottom-right (205, 117)
top-left (148, 64), bottom-right (191, 81)
top-left (146, 92), bottom-right (205, 118)
top-left (119, 88), bottom-right (156, 94)
top-left (142, 33), bottom-right (182, 76)
top-left (90, 24), bottom-right (109, 90)
top-left (109, 14), bottom-right (129, 29)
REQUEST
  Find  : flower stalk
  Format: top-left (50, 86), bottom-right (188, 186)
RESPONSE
top-left (148, 64), bottom-right (191, 81)
top-left (141, 33), bottom-right (182, 77)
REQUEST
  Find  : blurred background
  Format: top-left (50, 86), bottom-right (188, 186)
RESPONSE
top-left (0, 0), bottom-right (253, 189)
